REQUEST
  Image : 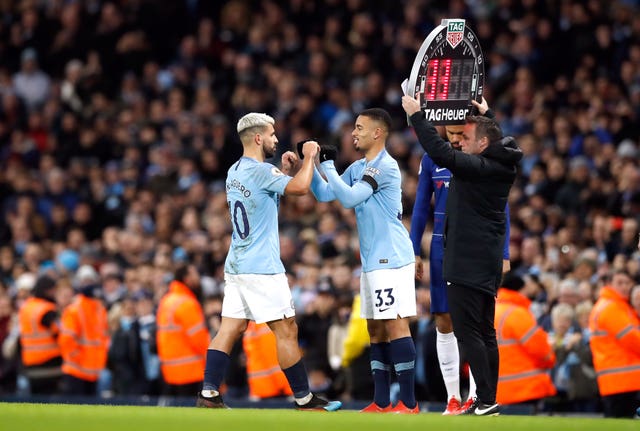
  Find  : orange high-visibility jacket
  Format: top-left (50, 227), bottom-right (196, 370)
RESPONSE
top-left (156, 281), bottom-right (209, 385)
top-left (588, 286), bottom-right (640, 396)
top-left (59, 295), bottom-right (109, 381)
top-left (495, 288), bottom-right (556, 404)
top-left (243, 322), bottom-right (292, 399)
top-left (19, 297), bottom-right (61, 366)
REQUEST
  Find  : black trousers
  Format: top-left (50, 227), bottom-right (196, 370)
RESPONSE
top-left (602, 391), bottom-right (639, 418)
top-left (447, 283), bottom-right (499, 405)
top-left (61, 374), bottom-right (97, 396)
top-left (29, 375), bottom-right (62, 395)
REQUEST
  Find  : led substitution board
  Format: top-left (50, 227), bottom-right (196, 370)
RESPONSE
top-left (407, 19), bottom-right (485, 125)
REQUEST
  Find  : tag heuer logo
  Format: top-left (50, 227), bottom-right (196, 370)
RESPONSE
top-left (446, 20), bottom-right (465, 49)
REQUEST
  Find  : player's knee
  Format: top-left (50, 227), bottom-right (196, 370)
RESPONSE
top-left (367, 320), bottom-right (385, 340)
top-left (435, 319), bottom-right (453, 333)
top-left (270, 318), bottom-right (298, 341)
top-left (219, 319), bottom-right (247, 339)
top-left (385, 318), bottom-right (411, 340)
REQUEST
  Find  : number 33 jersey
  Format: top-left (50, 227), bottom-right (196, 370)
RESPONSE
top-left (224, 157), bottom-right (292, 275)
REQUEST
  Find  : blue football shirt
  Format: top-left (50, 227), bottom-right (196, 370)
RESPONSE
top-left (313, 149), bottom-right (414, 272)
top-left (224, 157), bottom-right (292, 275)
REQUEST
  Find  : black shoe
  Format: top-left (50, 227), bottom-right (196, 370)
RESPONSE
top-left (294, 393), bottom-right (342, 411)
top-left (460, 397), bottom-right (500, 416)
top-left (196, 392), bottom-right (228, 409)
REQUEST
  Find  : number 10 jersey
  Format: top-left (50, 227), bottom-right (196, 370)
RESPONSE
top-left (224, 157), bottom-right (292, 275)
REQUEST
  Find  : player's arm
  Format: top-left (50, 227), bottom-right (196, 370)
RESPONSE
top-left (284, 141), bottom-right (320, 196)
top-left (280, 151), bottom-right (298, 176)
top-left (472, 97), bottom-right (495, 119)
top-left (321, 160), bottom-right (374, 209)
top-left (403, 95), bottom-right (489, 176)
top-left (410, 157), bottom-right (433, 279)
top-left (402, 96), bottom-right (458, 170)
top-left (410, 156), bottom-right (433, 256)
top-left (310, 165), bottom-right (337, 202)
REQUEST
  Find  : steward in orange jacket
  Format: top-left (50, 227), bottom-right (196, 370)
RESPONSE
top-left (59, 265), bottom-right (110, 395)
top-left (156, 264), bottom-right (209, 396)
top-left (243, 321), bottom-right (292, 399)
top-left (589, 270), bottom-right (640, 418)
top-left (18, 275), bottom-right (63, 394)
top-left (494, 273), bottom-right (556, 405)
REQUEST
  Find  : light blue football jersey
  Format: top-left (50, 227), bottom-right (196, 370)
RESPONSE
top-left (340, 150), bottom-right (414, 272)
top-left (224, 157), bottom-right (292, 275)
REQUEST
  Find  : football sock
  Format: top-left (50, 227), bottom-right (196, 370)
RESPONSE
top-left (390, 336), bottom-right (417, 409)
top-left (295, 392), bottom-right (313, 405)
top-left (468, 368), bottom-right (477, 400)
top-left (370, 342), bottom-right (392, 407)
top-left (202, 349), bottom-right (230, 392)
top-left (282, 360), bottom-right (311, 400)
top-left (437, 329), bottom-right (461, 401)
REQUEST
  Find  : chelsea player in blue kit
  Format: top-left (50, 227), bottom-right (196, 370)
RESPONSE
top-left (311, 109), bottom-right (419, 414)
top-left (197, 113), bottom-right (341, 411)
top-left (410, 99), bottom-right (511, 415)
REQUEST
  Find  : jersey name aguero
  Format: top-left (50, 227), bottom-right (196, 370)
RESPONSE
top-left (224, 157), bottom-right (291, 275)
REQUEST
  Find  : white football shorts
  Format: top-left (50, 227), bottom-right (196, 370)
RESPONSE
top-left (360, 263), bottom-right (417, 320)
top-left (222, 273), bottom-right (295, 324)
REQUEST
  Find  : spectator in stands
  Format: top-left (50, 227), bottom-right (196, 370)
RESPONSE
top-left (568, 300), bottom-right (599, 411)
top-left (133, 289), bottom-right (160, 396)
top-left (297, 283), bottom-right (337, 387)
top-left (18, 275), bottom-right (63, 394)
top-left (107, 296), bottom-right (147, 395)
top-left (156, 264), bottom-right (209, 397)
top-left (548, 302), bottom-right (582, 410)
top-left (12, 48), bottom-right (50, 111)
top-left (631, 284), bottom-right (640, 318)
top-left (589, 270), bottom-right (640, 418)
top-left (243, 321), bottom-right (293, 401)
top-left (339, 293), bottom-right (372, 401)
top-left (59, 265), bottom-right (109, 395)
top-left (0, 292), bottom-right (18, 394)
top-left (495, 272), bottom-right (556, 408)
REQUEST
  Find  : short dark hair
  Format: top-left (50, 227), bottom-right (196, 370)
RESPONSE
top-left (466, 115), bottom-right (502, 142)
top-left (359, 108), bottom-right (392, 133)
top-left (501, 271), bottom-right (525, 291)
top-left (174, 264), bottom-right (190, 283)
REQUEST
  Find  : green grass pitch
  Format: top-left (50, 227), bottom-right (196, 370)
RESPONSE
top-left (1, 403), bottom-right (637, 431)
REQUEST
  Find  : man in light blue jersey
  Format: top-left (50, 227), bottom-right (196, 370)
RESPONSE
top-left (311, 108), bottom-right (418, 414)
top-left (197, 112), bottom-right (341, 412)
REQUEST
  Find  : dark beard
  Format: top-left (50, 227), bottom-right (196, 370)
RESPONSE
top-left (264, 145), bottom-right (275, 159)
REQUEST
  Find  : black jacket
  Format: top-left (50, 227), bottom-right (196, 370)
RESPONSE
top-left (410, 112), bottom-right (522, 295)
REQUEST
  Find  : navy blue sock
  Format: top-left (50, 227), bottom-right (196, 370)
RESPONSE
top-left (202, 349), bottom-right (230, 391)
top-left (282, 360), bottom-right (310, 399)
top-left (390, 337), bottom-right (416, 408)
top-left (370, 342), bottom-right (392, 407)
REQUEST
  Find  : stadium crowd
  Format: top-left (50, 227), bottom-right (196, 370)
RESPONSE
top-left (0, 0), bottom-right (639, 415)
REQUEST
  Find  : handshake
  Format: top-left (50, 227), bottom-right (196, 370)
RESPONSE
top-left (296, 139), bottom-right (338, 162)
